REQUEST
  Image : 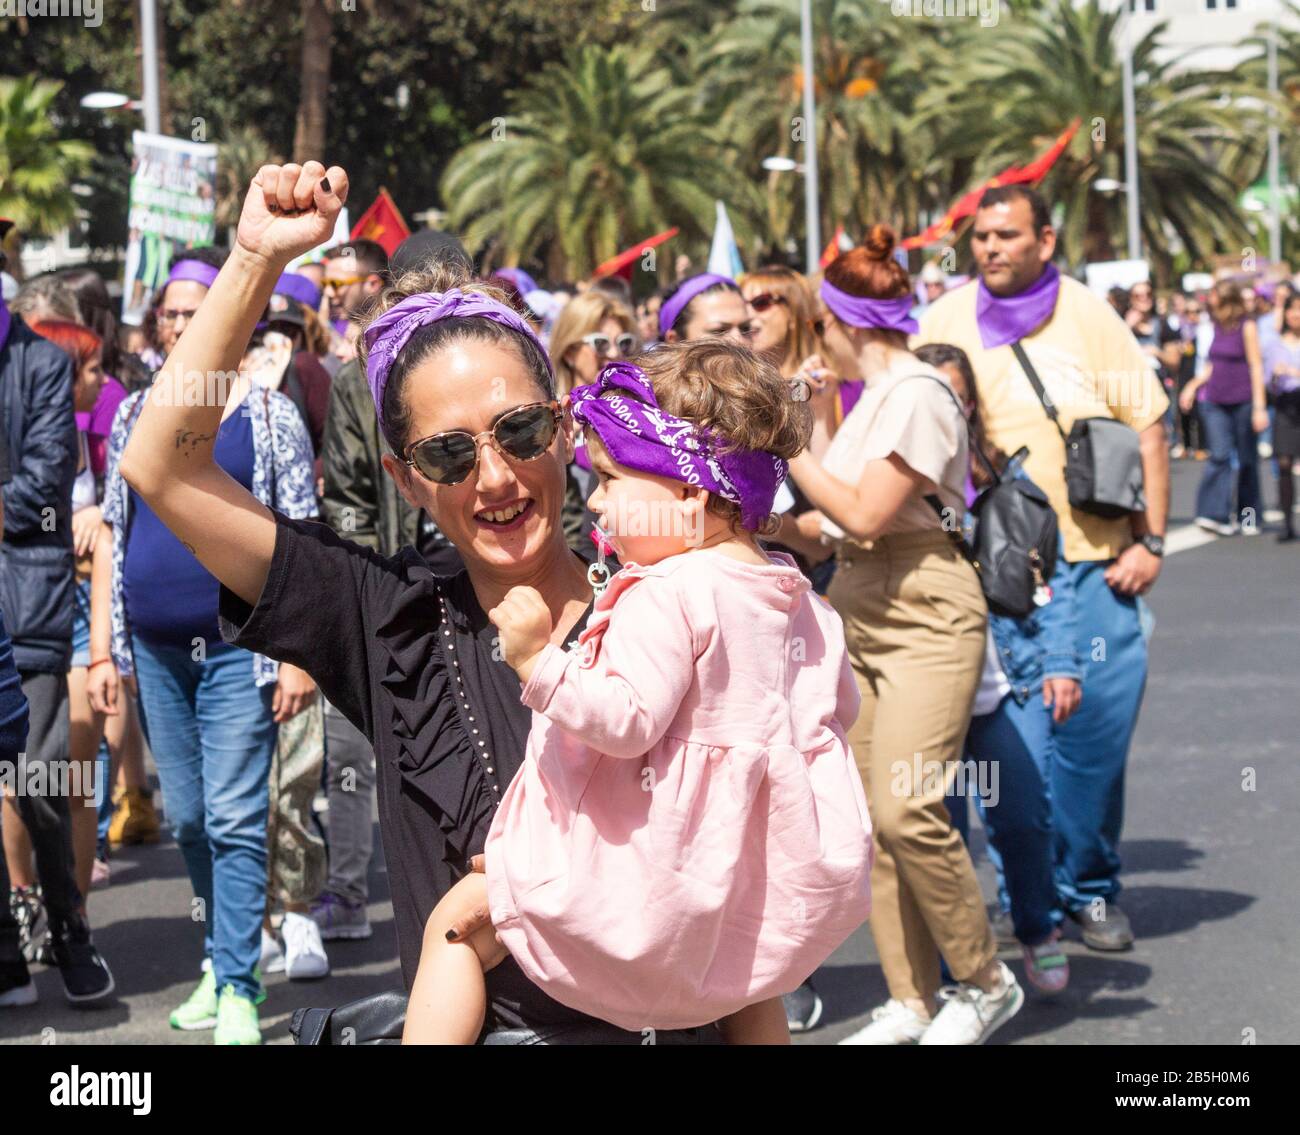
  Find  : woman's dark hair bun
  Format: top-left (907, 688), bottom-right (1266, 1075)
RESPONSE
top-left (862, 224), bottom-right (896, 262)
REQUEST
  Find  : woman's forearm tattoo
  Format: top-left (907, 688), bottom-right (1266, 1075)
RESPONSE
top-left (174, 428), bottom-right (216, 455)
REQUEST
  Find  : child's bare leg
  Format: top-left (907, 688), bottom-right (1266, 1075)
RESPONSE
top-left (718, 997), bottom-right (791, 1045)
top-left (403, 872), bottom-right (509, 1044)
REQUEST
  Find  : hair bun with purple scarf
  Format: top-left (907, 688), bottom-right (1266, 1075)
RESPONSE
top-left (820, 278), bottom-right (918, 335)
top-left (570, 360), bottom-right (786, 531)
top-left (361, 289), bottom-right (553, 416)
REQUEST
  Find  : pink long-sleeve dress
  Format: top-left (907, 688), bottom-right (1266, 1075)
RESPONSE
top-left (483, 549), bottom-right (873, 1032)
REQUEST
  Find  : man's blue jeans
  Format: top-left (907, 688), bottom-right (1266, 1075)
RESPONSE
top-left (949, 691), bottom-right (1058, 947)
top-left (1050, 560), bottom-right (1148, 911)
top-left (1196, 400), bottom-right (1261, 525)
top-left (131, 638), bottom-right (276, 1000)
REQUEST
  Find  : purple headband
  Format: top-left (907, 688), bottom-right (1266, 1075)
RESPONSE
top-left (658, 273), bottom-right (736, 339)
top-left (166, 259), bottom-right (220, 290)
top-left (275, 272), bottom-right (322, 312)
top-left (492, 267), bottom-right (539, 298)
top-left (361, 290), bottom-right (553, 416)
top-left (570, 361), bottom-right (786, 532)
top-left (820, 279), bottom-right (918, 335)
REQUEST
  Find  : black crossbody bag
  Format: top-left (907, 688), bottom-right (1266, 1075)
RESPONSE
top-left (1011, 341), bottom-right (1145, 519)
top-left (906, 375), bottom-right (1060, 619)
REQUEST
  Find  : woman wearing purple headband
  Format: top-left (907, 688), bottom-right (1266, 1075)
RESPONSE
top-left (658, 272), bottom-right (756, 344)
top-left (138, 250), bottom-right (228, 371)
top-left (787, 225), bottom-right (1024, 1045)
top-left (121, 160), bottom-right (726, 1044)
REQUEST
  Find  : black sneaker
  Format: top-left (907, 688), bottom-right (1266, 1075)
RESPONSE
top-left (783, 980), bottom-right (824, 1033)
top-left (0, 929), bottom-right (36, 1008)
top-left (10, 886), bottom-right (53, 965)
top-left (1066, 901), bottom-right (1135, 952)
top-left (49, 913), bottom-right (115, 1005)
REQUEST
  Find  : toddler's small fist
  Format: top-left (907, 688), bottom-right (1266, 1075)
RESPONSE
top-left (488, 586), bottom-right (552, 670)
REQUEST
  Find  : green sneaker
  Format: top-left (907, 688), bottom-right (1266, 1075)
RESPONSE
top-left (213, 984), bottom-right (262, 1045)
top-left (169, 965), bottom-right (267, 1031)
top-left (169, 967), bottom-right (218, 1031)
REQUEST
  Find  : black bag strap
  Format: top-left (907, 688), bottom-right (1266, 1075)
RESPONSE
top-left (1010, 341), bottom-right (1068, 443)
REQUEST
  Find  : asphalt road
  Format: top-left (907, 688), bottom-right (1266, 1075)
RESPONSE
top-left (2, 458), bottom-right (1296, 1045)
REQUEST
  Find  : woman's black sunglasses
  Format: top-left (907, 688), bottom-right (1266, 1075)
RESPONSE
top-left (403, 401), bottom-right (563, 485)
top-left (746, 292), bottom-right (787, 313)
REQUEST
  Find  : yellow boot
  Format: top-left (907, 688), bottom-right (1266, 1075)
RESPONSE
top-left (108, 787), bottom-right (162, 846)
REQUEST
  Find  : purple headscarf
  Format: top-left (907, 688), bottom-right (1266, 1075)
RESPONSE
top-left (275, 272), bottom-right (323, 312)
top-left (166, 259), bottom-right (221, 290)
top-left (658, 273), bottom-right (736, 339)
top-left (492, 267), bottom-right (539, 299)
top-left (975, 262), bottom-right (1061, 349)
top-left (820, 279), bottom-right (919, 335)
top-left (570, 361), bottom-right (786, 532)
top-left (361, 290), bottom-right (552, 415)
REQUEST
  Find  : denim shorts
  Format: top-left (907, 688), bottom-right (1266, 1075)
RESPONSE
top-left (71, 578), bottom-right (92, 668)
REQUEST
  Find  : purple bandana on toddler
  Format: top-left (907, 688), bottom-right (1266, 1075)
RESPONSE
top-left (570, 361), bottom-right (786, 532)
top-left (362, 290), bottom-right (553, 416)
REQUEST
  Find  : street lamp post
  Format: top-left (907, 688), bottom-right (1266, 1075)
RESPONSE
top-left (140, 0), bottom-right (162, 134)
top-left (800, 0), bottom-right (821, 275)
top-left (1120, 11), bottom-right (1141, 261)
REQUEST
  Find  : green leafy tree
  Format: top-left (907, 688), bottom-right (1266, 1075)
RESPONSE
top-left (0, 78), bottom-right (95, 236)
top-left (442, 43), bottom-right (757, 280)
top-left (915, 0), bottom-right (1261, 278)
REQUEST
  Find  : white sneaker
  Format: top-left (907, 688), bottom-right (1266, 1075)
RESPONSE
top-left (919, 961), bottom-right (1024, 1045)
top-left (283, 911), bottom-right (330, 980)
top-left (260, 929), bottom-right (285, 974)
top-left (837, 999), bottom-right (929, 1045)
top-left (1195, 516), bottom-right (1238, 537)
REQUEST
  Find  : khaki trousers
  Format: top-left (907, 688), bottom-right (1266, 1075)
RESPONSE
top-left (828, 529), bottom-right (995, 1005)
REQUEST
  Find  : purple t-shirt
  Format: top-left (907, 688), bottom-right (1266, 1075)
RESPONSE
top-left (76, 375), bottom-right (130, 479)
top-left (1204, 323), bottom-right (1252, 405)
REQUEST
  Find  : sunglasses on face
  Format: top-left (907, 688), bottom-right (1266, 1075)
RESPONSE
top-left (746, 292), bottom-right (787, 313)
top-left (323, 275), bottom-right (366, 291)
top-left (402, 401), bottom-right (563, 485)
top-left (580, 332), bottom-right (638, 358)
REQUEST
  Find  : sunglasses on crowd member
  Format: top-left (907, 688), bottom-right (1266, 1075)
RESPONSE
top-left (745, 292), bottom-right (787, 314)
top-left (322, 275), bottom-right (367, 291)
top-left (580, 331), bottom-right (639, 358)
top-left (402, 401), bottom-right (563, 485)
top-left (158, 308), bottom-right (201, 325)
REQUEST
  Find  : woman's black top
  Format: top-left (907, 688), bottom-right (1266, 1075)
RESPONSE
top-left (218, 512), bottom-right (615, 1031)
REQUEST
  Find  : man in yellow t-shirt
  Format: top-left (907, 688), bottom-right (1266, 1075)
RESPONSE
top-left (915, 185), bottom-right (1170, 954)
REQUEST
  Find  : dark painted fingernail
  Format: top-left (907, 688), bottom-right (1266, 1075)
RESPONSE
top-left (320, 177), bottom-right (331, 194)
top-left (445, 929), bottom-right (458, 941)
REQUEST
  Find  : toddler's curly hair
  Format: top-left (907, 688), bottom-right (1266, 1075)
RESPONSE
top-left (627, 339), bottom-right (812, 530)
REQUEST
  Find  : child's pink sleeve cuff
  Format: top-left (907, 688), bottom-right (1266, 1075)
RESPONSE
top-left (520, 642), bottom-right (571, 712)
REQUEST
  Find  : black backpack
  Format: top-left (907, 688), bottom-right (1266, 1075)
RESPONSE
top-left (907, 375), bottom-right (1060, 619)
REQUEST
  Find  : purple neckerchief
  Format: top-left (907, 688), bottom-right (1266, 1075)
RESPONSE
top-left (0, 296), bottom-right (10, 353)
top-left (839, 379), bottom-right (864, 419)
top-left (976, 262), bottom-right (1060, 350)
top-left (820, 279), bottom-right (919, 335)
top-left (166, 259), bottom-right (220, 290)
top-left (275, 272), bottom-right (322, 312)
top-left (362, 289), bottom-right (553, 415)
top-left (570, 360), bottom-right (786, 532)
top-left (658, 273), bottom-right (734, 338)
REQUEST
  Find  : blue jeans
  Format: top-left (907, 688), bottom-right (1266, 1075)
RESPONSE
top-left (1050, 561), bottom-right (1148, 911)
top-left (948, 692), bottom-right (1058, 946)
top-left (1195, 400), bottom-right (1261, 525)
top-left (131, 638), bottom-right (276, 1000)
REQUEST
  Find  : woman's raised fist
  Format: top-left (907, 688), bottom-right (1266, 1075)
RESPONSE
top-left (236, 161), bottom-right (349, 266)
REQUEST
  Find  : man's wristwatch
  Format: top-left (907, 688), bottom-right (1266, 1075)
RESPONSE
top-left (1138, 534), bottom-right (1165, 558)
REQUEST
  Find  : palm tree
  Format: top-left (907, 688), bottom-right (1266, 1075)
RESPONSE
top-left (915, 0), bottom-right (1261, 278)
top-left (292, 0), bottom-right (333, 163)
top-left (0, 78), bottom-right (94, 236)
top-left (441, 43), bottom-right (756, 281)
top-left (706, 0), bottom-right (949, 253)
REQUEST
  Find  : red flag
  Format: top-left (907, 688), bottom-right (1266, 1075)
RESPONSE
top-left (902, 120), bottom-right (1080, 250)
top-left (819, 225), bottom-right (846, 269)
top-left (592, 227), bottom-right (679, 279)
top-left (349, 188), bottom-right (411, 257)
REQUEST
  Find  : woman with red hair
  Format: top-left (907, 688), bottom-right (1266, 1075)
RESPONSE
top-left (25, 320), bottom-right (107, 908)
top-left (787, 226), bottom-right (1022, 1045)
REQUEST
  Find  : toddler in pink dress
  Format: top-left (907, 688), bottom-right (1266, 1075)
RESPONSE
top-left (404, 343), bottom-right (872, 1044)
